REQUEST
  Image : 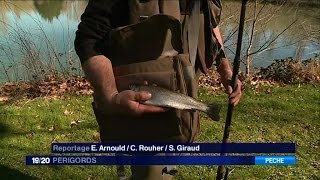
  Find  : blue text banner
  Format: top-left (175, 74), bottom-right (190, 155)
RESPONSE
top-left (26, 155), bottom-right (296, 165)
top-left (51, 143), bottom-right (295, 153)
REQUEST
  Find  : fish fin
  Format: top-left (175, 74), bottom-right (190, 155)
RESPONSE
top-left (207, 103), bottom-right (222, 121)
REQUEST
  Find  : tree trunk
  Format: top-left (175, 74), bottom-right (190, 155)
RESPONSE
top-left (244, 0), bottom-right (257, 76)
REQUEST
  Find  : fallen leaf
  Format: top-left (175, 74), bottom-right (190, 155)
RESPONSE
top-left (70, 120), bottom-right (83, 127)
top-left (64, 110), bottom-right (73, 115)
top-left (60, 133), bottom-right (72, 138)
top-left (26, 132), bottom-right (33, 139)
top-left (59, 82), bottom-right (67, 90)
top-left (48, 126), bottom-right (55, 132)
top-left (0, 96), bottom-right (9, 102)
top-left (311, 161), bottom-right (320, 170)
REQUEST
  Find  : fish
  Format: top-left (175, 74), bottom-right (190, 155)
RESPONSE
top-left (129, 85), bottom-right (221, 121)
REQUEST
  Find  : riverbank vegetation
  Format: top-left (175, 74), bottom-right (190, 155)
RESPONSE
top-left (0, 57), bottom-right (319, 102)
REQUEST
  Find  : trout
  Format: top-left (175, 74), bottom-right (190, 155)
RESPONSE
top-left (129, 85), bottom-right (221, 121)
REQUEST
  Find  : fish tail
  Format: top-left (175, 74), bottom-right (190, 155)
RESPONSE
top-left (206, 103), bottom-right (222, 121)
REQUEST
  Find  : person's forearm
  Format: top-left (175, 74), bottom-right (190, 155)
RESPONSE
top-left (217, 58), bottom-right (232, 80)
top-left (213, 26), bottom-right (232, 79)
top-left (82, 55), bottom-right (118, 104)
top-left (213, 27), bottom-right (224, 51)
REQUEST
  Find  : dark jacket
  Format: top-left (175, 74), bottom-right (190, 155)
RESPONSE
top-left (74, 0), bottom-right (129, 64)
top-left (74, 0), bottom-right (220, 65)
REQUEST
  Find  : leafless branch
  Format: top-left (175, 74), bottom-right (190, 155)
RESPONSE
top-left (246, 19), bottom-right (297, 57)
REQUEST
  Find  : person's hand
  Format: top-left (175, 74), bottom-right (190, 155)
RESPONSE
top-left (109, 90), bottom-right (167, 116)
top-left (217, 58), bottom-right (243, 106)
top-left (221, 77), bottom-right (242, 106)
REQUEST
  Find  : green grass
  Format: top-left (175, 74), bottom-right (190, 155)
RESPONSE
top-left (0, 84), bottom-right (319, 179)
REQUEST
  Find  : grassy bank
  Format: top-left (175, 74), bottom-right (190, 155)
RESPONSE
top-left (0, 84), bottom-right (319, 179)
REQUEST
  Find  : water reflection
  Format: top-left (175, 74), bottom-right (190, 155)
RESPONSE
top-left (0, 0), bottom-right (87, 29)
top-left (0, 1), bottom-right (88, 82)
top-left (221, 1), bottom-right (319, 68)
top-left (33, 0), bottom-right (64, 22)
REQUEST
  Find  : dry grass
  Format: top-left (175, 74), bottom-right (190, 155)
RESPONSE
top-left (0, 76), bottom-right (92, 103)
top-left (258, 57), bottom-right (320, 83)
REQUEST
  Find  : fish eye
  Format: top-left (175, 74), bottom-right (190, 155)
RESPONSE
top-left (129, 84), bottom-right (137, 90)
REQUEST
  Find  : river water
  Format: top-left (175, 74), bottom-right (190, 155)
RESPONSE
top-left (0, 0), bottom-right (319, 82)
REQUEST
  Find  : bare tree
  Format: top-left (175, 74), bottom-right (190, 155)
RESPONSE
top-left (221, 0), bottom-right (299, 76)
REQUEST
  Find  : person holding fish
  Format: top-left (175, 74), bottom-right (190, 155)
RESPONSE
top-left (75, 0), bottom-right (242, 179)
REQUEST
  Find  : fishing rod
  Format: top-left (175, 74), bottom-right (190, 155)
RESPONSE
top-left (216, 0), bottom-right (248, 179)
